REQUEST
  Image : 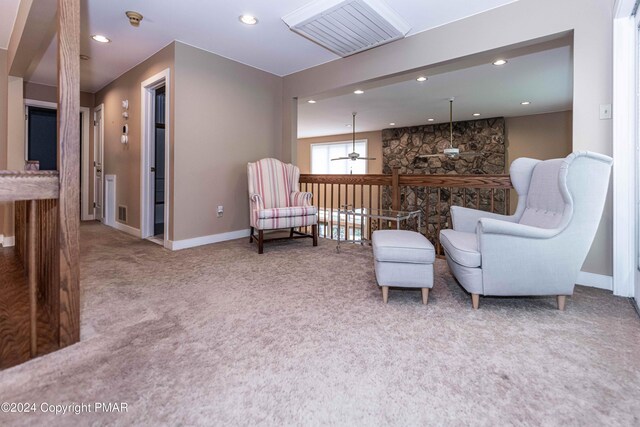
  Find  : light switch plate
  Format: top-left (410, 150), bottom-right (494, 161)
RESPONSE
top-left (600, 104), bottom-right (612, 120)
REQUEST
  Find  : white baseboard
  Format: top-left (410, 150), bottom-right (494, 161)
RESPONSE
top-left (112, 221), bottom-right (141, 238)
top-left (168, 229), bottom-right (251, 251)
top-left (577, 271), bottom-right (613, 291)
top-left (0, 235), bottom-right (15, 247)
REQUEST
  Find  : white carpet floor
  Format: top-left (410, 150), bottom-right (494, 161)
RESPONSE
top-left (0, 222), bottom-right (639, 426)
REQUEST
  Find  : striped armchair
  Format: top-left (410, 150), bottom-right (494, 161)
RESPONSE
top-left (247, 158), bottom-right (318, 253)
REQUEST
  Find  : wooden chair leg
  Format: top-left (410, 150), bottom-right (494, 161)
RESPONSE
top-left (312, 224), bottom-right (318, 246)
top-left (290, 228), bottom-right (294, 238)
top-left (258, 230), bottom-right (264, 254)
top-left (382, 286), bottom-right (389, 304)
top-left (249, 227), bottom-right (254, 243)
top-left (421, 288), bottom-right (429, 305)
top-left (557, 295), bottom-right (566, 311)
top-left (471, 293), bottom-right (480, 310)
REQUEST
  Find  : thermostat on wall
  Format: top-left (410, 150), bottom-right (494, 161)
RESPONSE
top-left (121, 123), bottom-right (129, 144)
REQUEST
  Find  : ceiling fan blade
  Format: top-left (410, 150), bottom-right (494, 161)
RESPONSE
top-left (331, 157), bottom-right (350, 161)
top-left (357, 157), bottom-right (376, 160)
top-left (458, 152), bottom-right (481, 157)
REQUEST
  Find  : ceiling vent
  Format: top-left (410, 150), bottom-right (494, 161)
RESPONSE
top-left (282, 0), bottom-right (411, 57)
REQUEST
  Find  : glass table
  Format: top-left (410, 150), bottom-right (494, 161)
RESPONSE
top-left (336, 206), bottom-right (421, 252)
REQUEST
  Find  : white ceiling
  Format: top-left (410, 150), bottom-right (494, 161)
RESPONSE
top-left (25, 0), bottom-right (518, 92)
top-left (297, 44), bottom-right (573, 138)
top-left (0, 0), bottom-right (20, 49)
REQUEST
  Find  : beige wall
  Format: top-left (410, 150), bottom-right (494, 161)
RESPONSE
top-left (23, 82), bottom-right (95, 108)
top-left (505, 111), bottom-right (573, 212)
top-left (94, 43), bottom-right (175, 232)
top-left (283, 0), bottom-right (614, 276)
top-left (3, 76), bottom-right (25, 240)
top-left (7, 76), bottom-right (24, 171)
top-left (172, 42), bottom-right (283, 241)
top-left (297, 130), bottom-right (383, 174)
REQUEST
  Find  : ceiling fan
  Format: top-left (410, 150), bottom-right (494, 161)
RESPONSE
top-left (424, 98), bottom-right (480, 160)
top-left (331, 112), bottom-right (376, 162)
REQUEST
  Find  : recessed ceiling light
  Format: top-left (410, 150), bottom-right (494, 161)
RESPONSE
top-left (416, 76), bottom-right (427, 82)
top-left (473, 113), bottom-right (481, 117)
top-left (91, 34), bottom-right (111, 43)
top-left (345, 124), bottom-right (352, 127)
top-left (427, 118), bottom-right (434, 122)
top-left (239, 15), bottom-right (258, 25)
top-left (307, 99), bottom-right (316, 104)
top-left (521, 101), bottom-right (531, 105)
top-left (493, 59), bottom-right (508, 66)
top-left (354, 89), bottom-right (364, 95)
top-left (389, 122), bottom-right (396, 126)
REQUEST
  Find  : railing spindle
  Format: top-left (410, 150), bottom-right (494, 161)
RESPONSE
top-left (491, 188), bottom-right (495, 212)
top-left (368, 184), bottom-right (372, 240)
top-left (330, 184), bottom-right (334, 239)
top-left (437, 188), bottom-right (441, 255)
top-left (27, 200), bottom-right (38, 357)
top-left (425, 187), bottom-right (430, 239)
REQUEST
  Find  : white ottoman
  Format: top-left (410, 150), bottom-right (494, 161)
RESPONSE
top-left (372, 230), bottom-right (436, 304)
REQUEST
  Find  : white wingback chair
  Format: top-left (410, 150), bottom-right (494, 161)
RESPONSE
top-left (247, 158), bottom-right (318, 254)
top-left (439, 151), bottom-right (613, 310)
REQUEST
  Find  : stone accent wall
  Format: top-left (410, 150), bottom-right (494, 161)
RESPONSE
top-left (380, 118), bottom-right (507, 247)
top-left (381, 117), bottom-right (505, 175)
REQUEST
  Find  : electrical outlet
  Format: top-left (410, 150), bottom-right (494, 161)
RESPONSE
top-left (599, 104), bottom-right (612, 120)
top-left (217, 205), bottom-right (224, 217)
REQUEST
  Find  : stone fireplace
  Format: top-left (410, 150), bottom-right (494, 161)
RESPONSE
top-left (381, 117), bottom-right (507, 242)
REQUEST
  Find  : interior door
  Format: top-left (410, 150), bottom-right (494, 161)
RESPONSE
top-left (153, 86), bottom-right (166, 236)
top-left (94, 110), bottom-right (104, 221)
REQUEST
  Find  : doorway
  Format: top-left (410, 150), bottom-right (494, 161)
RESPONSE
top-left (140, 69), bottom-right (170, 247)
top-left (26, 106), bottom-right (57, 170)
top-left (25, 100), bottom-right (92, 220)
top-left (94, 104), bottom-right (104, 222)
top-left (153, 85), bottom-right (166, 237)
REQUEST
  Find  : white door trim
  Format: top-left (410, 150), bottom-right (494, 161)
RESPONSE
top-left (140, 68), bottom-right (171, 248)
top-left (612, 1), bottom-right (637, 298)
top-left (80, 106), bottom-right (92, 220)
top-left (93, 104), bottom-right (105, 222)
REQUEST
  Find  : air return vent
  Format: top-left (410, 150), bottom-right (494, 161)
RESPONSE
top-left (282, 0), bottom-right (411, 57)
top-left (118, 205), bottom-right (127, 223)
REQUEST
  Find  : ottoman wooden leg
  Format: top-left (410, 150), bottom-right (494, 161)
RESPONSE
top-left (471, 293), bottom-right (480, 310)
top-left (421, 288), bottom-right (429, 305)
top-left (382, 286), bottom-right (389, 304)
top-left (557, 295), bottom-right (566, 311)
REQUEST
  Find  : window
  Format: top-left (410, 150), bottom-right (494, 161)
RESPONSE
top-left (311, 140), bottom-right (368, 174)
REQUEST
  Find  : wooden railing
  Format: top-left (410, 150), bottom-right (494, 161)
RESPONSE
top-left (0, 0), bottom-right (81, 370)
top-left (299, 168), bottom-right (512, 254)
top-left (1, 172), bottom-right (61, 368)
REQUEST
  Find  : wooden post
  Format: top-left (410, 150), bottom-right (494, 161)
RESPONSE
top-left (27, 200), bottom-right (37, 356)
top-left (57, 0), bottom-right (81, 348)
top-left (391, 167), bottom-right (400, 211)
